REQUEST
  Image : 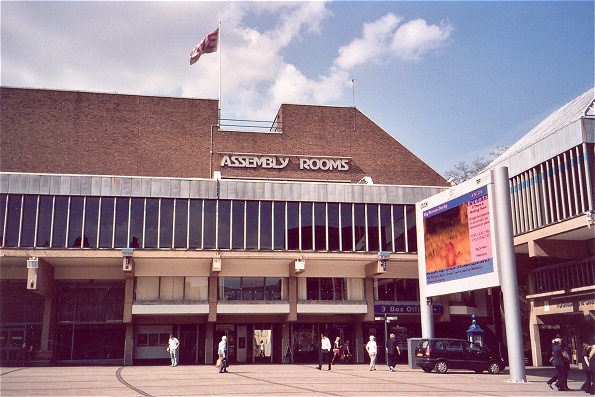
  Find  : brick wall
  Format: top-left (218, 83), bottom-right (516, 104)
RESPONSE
top-left (1, 87), bottom-right (448, 187)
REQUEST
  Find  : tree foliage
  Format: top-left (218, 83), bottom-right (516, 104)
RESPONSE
top-left (444, 146), bottom-right (508, 185)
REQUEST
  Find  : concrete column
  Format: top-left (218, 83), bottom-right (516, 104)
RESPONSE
top-left (355, 322), bottom-right (364, 363)
top-left (208, 273), bottom-right (218, 323)
top-left (288, 274), bottom-right (297, 322)
top-left (282, 322), bottom-right (291, 363)
top-left (364, 278), bottom-right (375, 322)
top-left (205, 323), bottom-right (214, 365)
top-left (493, 167), bottom-right (527, 382)
top-left (40, 297), bottom-right (53, 351)
top-left (124, 323), bottom-right (134, 366)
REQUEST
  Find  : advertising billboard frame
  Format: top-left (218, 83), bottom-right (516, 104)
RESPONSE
top-left (416, 170), bottom-right (502, 298)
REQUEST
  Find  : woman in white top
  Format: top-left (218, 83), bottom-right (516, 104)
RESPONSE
top-left (365, 335), bottom-right (378, 371)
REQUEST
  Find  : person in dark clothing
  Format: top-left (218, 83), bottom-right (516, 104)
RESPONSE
top-left (580, 342), bottom-right (591, 393)
top-left (342, 341), bottom-right (353, 364)
top-left (386, 333), bottom-right (400, 371)
top-left (17, 343), bottom-right (28, 366)
top-left (547, 338), bottom-right (570, 391)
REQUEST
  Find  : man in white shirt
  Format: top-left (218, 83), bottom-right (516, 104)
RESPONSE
top-left (317, 334), bottom-right (332, 370)
top-left (218, 336), bottom-right (228, 373)
top-left (167, 335), bottom-right (180, 367)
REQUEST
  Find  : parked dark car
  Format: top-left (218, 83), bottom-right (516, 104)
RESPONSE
top-left (414, 338), bottom-right (505, 374)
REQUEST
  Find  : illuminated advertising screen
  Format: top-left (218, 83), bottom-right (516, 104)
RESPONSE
top-left (416, 171), bottom-right (502, 297)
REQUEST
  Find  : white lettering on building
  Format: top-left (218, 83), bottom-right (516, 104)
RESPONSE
top-left (221, 155), bottom-right (289, 169)
top-left (299, 158), bottom-right (349, 171)
top-left (220, 154), bottom-right (349, 171)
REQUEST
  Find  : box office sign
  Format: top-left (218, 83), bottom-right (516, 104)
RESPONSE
top-left (374, 304), bottom-right (444, 315)
top-left (220, 153), bottom-right (350, 171)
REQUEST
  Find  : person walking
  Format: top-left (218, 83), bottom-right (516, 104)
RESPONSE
top-left (167, 335), bottom-right (180, 367)
top-left (580, 342), bottom-right (592, 392)
top-left (386, 333), bottom-right (400, 371)
top-left (547, 337), bottom-right (569, 391)
top-left (218, 336), bottom-right (228, 373)
top-left (366, 335), bottom-right (378, 371)
top-left (331, 336), bottom-right (342, 364)
top-left (317, 333), bottom-right (332, 370)
top-left (342, 340), bottom-right (353, 364)
top-left (589, 344), bottom-right (595, 395)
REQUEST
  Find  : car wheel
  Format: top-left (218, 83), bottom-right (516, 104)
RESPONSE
top-left (488, 362), bottom-right (502, 374)
top-left (422, 366), bottom-right (433, 373)
top-left (435, 361), bottom-right (448, 373)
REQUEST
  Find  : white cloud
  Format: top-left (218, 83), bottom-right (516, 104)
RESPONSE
top-left (334, 13), bottom-right (452, 70)
top-left (334, 13), bottom-right (403, 70)
top-left (1, 2), bottom-right (451, 123)
top-left (390, 19), bottom-right (453, 61)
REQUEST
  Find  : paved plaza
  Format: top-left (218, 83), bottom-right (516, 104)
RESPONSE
top-left (0, 364), bottom-right (589, 397)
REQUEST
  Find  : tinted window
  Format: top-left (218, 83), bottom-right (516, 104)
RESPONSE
top-left (144, 199), bottom-right (159, 248)
top-left (52, 196), bottom-right (68, 248)
top-left (174, 199), bottom-right (188, 249)
top-left (84, 197), bottom-right (99, 248)
top-left (98, 197), bottom-right (114, 248)
top-left (68, 196), bottom-right (84, 248)
top-left (245, 201), bottom-right (259, 250)
top-left (37, 196), bottom-right (53, 247)
top-left (159, 199), bottom-right (174, 248)
top-left (5, 195), bottom-right (22, 247)
top-left (21, 195), bottom-right (37, 247)
top-left (259, 201), bottom-right (272, 250)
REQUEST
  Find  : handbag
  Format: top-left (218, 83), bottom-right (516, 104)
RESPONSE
top-left (216, 358), bottom-right (222, 368)
top-left (333, 348), bottom-right (340, 354)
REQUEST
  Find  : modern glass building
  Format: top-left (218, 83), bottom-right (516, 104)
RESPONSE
top-left (0, 87), bottom-right (449, 365)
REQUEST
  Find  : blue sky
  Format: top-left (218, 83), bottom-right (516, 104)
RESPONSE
top-left (2, 1), bottom-right (593, 177)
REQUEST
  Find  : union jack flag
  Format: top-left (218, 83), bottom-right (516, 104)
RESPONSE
top-left (189, 28), bottom-right (219, 65)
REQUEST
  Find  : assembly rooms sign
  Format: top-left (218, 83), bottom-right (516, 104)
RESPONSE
top-left (220, 153), bottom-right (350, 171)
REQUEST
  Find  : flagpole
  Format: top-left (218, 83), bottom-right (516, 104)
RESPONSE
top-left (218, 21), bottom-right (221, 125)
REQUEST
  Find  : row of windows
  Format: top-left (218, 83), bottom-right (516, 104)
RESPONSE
top-left (0, 194), bottom-right (417, 253)
top-left (531, 258), bottom-right (595, 294)
top-left (133, 276), bottom-right (415, 303)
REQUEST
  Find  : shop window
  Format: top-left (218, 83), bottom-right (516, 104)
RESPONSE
top-left (219, 277), bottom-right (285, 301)
top-left (246, 201), bottom-right (259, 249)
top-left (305, 277), bottom-right (345, 301)
top-left (174, 199), bottom-right (188, 248)
top-left (184, 277), bottom-right (208, 300)
top-left (98, 197), bottom-right (115, 248)
top-left (159, 276), bottom-right (184, 301)
top-left (84, 197), bottom-right (99, 248)
top-left (137, 334), bottom-right (148, 347)
top-left (160, 199), bottom-right (174, 248)
top-left (135, 277), bottom-right (160, 301)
